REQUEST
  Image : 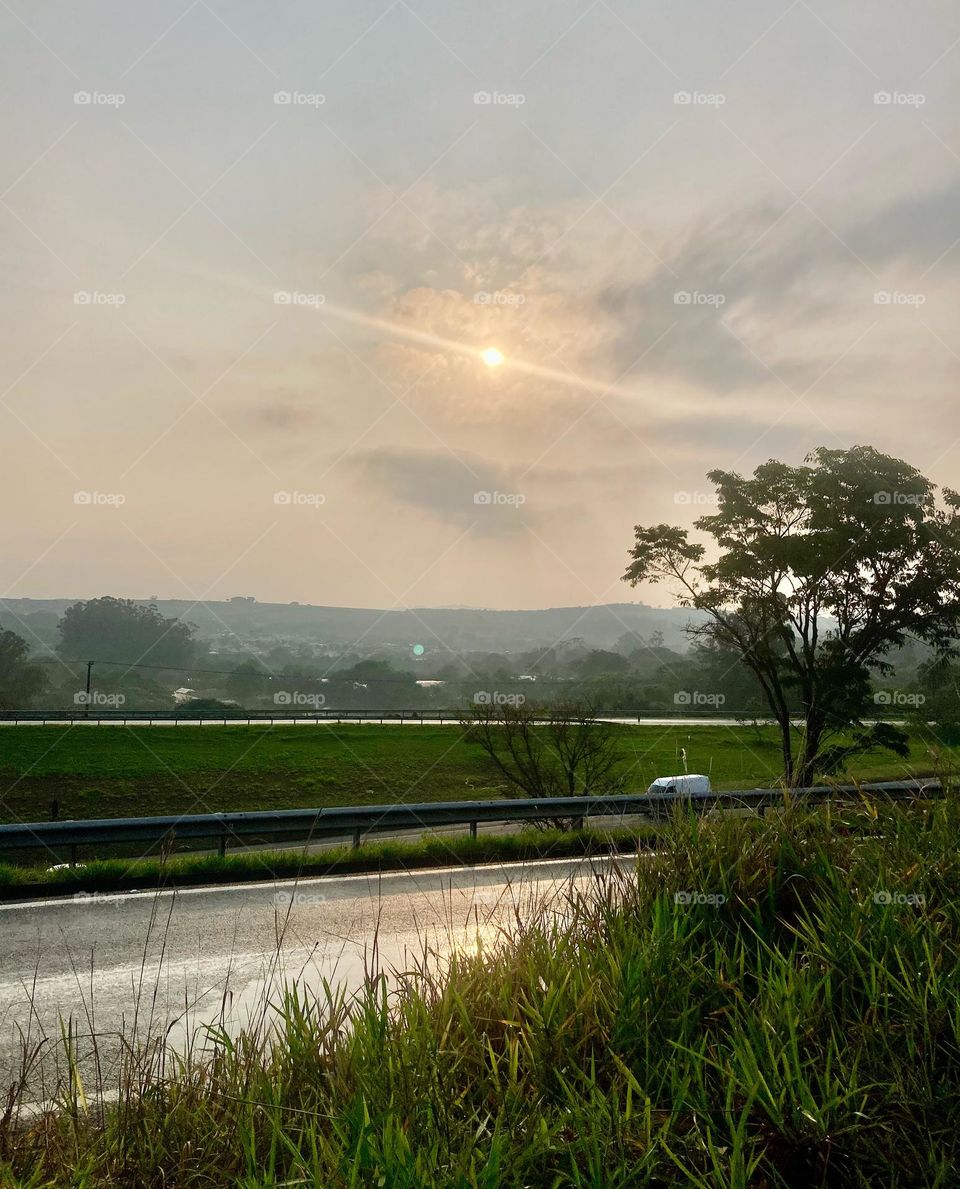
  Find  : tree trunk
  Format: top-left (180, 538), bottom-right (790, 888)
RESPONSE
top-left (795, 713), bottom-right (825, 788)
top-left (779, 713), bottom-right (794, 786)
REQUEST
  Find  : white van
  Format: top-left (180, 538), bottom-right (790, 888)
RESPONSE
top-left (646, 774), bottom-right (711, 796)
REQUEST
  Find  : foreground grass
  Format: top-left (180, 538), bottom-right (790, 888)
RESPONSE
top-left (0, 826), bottom-right (653, 900)
top-left (0, 722), bottom-right (949, 825)
top-left (3, 795), bottom-right (959, 1186)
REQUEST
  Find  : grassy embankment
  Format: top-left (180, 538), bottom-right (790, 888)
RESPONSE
top-left (3, 794), bottom-right (959, 1185)
top-left (0, 722), bottom-right (946, 824)
top-left (0, 827), bottom-right (653, 900)
top-left (0, 722), bottom-right (949, 890)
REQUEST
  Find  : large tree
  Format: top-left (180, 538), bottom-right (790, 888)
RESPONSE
top-left (57, 597), bottom-right (197, 670)
top-left (0, 630), bottom-right (46, 710)
top-left (623, 446), bottom-right (960, 786)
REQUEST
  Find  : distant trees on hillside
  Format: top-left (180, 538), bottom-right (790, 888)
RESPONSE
top-left (0, 630), bottom-right (46, 709)
top-left (57, 597), bottom-right (197, 669)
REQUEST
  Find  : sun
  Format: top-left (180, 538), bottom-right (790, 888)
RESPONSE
top-left (481, 346), bottom-right (505, 368)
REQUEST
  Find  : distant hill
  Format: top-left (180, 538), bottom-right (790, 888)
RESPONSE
top-left (0, 598), bottom-right (703, 654)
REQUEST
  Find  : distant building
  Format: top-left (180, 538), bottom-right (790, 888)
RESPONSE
top-left (517, 674), bottom-right (537, 681)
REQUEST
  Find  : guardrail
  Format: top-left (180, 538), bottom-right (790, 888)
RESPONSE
top-left (0, 710), bottom-right (765, 725)
top-left (0, 780), bottom-right (940, 866)
top-left (0, 711), bottom-right (914, 728)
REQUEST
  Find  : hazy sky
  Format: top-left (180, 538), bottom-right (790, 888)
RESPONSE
top-left (2, 1), bottom-right (958, 610)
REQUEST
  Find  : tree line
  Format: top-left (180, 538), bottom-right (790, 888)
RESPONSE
top-left (3, 446), bottom-right (960, 789)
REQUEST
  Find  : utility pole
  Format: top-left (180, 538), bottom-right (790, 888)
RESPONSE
top-left (84, 660), bottom-right (93, 718)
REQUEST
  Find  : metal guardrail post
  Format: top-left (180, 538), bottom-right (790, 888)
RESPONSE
top-left (469, 821), bottom-right (477, 839)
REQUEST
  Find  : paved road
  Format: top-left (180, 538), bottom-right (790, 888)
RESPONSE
top-left (0, 853), bottom-right (638, 1107)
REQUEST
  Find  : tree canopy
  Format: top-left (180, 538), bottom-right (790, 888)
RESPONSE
top-left (0, 630), bottom-right (46, 710)
top-left (57, 597), bottom-right (197, 670)
top-left (623, 446), bottom-right (960, 785)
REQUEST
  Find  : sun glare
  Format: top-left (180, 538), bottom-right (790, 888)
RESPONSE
top-left (481, 347), bottom-right (505, 368)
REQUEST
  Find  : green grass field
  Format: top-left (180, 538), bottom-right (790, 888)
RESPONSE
top-left (0, 722), bottom-right (948, 825)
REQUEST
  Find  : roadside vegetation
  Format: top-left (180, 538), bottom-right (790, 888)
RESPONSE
top-left (0, 826), bottom-right (651, 900)
top-left (3, 791), bottom-right (958, 1185)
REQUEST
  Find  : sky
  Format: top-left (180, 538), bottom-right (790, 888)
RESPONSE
top-left (1, 0), bottom-right (959, 611)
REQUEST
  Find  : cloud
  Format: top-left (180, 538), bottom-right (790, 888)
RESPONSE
top-left (246, 400), bottom-right (318, 430)
top-left (365, 172), bottom-right (960, 420)
top-left (351, 446), bottom-right (536, 538)
top-left (844, 177), bottom-right (960, 269)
